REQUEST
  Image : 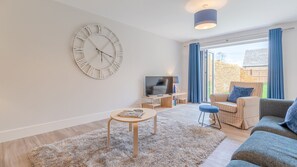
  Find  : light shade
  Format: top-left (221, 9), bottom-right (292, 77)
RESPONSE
top-left (194, 9), bottom-right (217, 30)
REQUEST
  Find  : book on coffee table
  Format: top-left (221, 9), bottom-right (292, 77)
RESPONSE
top-left (118, 109), bottom-right (144, 118)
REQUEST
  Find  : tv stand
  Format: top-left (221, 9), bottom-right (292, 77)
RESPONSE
top-left (141, 92), bottom-right (187, 109)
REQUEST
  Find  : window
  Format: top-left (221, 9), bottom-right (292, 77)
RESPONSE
top-left (201, 41), bottom-right (268, 102)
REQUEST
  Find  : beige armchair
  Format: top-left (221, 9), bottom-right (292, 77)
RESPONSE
top-left (210, 82), bottom-right (263, 129)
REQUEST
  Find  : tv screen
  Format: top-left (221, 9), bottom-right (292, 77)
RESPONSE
top-left (145, 76), bottom-right (173, 96)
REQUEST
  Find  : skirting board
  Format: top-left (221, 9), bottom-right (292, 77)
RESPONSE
top-left (0, 110), bottom-right (112, 143)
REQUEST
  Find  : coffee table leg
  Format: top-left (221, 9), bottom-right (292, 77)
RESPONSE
top-left (153, 115), bottom-right (157, 134)
top-left (129, 123), bottom-right (132, 132)
top-left (133, 123), bottom-right (138, 157)
top-left (107, 118), bottom-right (113, 148)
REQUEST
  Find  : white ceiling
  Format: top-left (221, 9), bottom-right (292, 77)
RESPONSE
top-left (54, 0), bottom-right (297, 42)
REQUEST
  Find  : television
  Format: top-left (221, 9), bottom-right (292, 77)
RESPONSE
top-left (145, 76), bottom-right (173, 96)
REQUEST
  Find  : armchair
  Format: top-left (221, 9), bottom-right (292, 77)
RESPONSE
top-left (210, 82), bottom-right (263, 129)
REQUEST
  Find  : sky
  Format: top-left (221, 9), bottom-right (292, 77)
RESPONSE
top-left (208, 41), bottom-right (268, 66)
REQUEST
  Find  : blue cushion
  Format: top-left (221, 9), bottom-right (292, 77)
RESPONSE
top-left (199, 105), bottom-right (219, 113)
top-left (279, 98), bottom-right (297, 134)
top-left (227, 86), bottom-right (254, 103)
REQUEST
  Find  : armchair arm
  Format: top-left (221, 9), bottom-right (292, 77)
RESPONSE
top-left (237, 96), bottom-right (260, 118)
top-left (237, 96), bottom-right (260, 107)
top-left (210, 94), bottom-right (229, 103)
top-left (260, 98), bottom-right (293, 119)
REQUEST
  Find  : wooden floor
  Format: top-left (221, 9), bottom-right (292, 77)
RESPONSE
top-left (1, 104), bottom-right (251, 167)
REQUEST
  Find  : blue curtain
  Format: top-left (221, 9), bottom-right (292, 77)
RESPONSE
top-left (268, 28), bottom-right (284, 99)
top-left (188, 43), bottom-right (203, 103)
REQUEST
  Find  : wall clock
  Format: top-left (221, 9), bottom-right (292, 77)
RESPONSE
top-left (72, 24), bottom-right (123, 79)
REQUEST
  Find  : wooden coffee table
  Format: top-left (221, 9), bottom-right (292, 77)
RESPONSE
top-left (107, 108), bottom-right (157, 157)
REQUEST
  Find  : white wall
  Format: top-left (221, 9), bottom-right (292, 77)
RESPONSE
top-left (0, 0), bottom-right (182, 142)
top-left (181, 22), bottom-right (297, 100)
top-left (282, 22), bottom-right (297, 100)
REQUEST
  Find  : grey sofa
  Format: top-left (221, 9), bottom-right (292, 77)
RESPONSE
top-left (226, 99), bottom-right (297, 167)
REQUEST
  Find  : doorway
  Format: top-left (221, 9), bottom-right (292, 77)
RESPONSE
top-left (201, 41), bottom-right (268, 102)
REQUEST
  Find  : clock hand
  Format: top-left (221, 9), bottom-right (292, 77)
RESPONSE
top-left (96, 47), bottom-right (114, 58)
top-left (102, 54), bottom-right (113, 65)
top-left (95, 49), bottom-right (104, 63)
top-left (88, 37), bottom-right (111, 53)
top-left (101, 51), bottom-right (114, 58)
top-left (87, 38), bottom-right (100, 50)
top-left (100, 51), bottom-right (103, 63)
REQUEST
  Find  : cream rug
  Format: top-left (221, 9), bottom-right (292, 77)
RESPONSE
top-left (29, 117), bottom-right (226, 167)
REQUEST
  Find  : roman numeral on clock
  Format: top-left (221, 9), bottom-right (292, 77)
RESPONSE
top-left (76, 57), bottom-right (86, 63)
top-left (74, 47), bottom-right (84, 53)
top-left (81, 62), bottom-right (89, 69)
top-left (76, 57), bottom-right (88, 67)
top-left (76, 35), bottom-right (86, 41)
top-left (97, 25), bottom-right (102, 34)
top-left (114, 42), bottom-right (122, 49)
top-left (105, 31), bottom-right (112, 38)
top-left (113, 40), bottom-right (120, 45)
top-left (84, 26), bottom-right (92, 35)
top-left (116, 50), bottom-right (123, 56)
top-left (87, 66), bottom-right (95, 76)
top-left (98, 70), bottom-right (104, 79)
top-left (112, 62), bottom-right (120, 71)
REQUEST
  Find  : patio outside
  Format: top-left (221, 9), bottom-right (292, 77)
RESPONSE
top-left (207, 41), bottom-right (268, 98)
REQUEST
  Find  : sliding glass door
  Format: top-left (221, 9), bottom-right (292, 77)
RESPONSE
top-left (201, 41), bottom-right (268, 102)
top-left (201, 50), bottom-right (214, 102)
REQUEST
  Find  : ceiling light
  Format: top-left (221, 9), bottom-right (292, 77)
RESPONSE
top-left (194, 9), bottom-right (217, 30)
top-left (185, 0), bottom-right (227, 13)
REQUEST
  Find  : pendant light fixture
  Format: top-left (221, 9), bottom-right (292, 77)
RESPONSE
top-left (194, 9), bottom-right (217, 30)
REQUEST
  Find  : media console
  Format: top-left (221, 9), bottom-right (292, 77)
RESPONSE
top-left (141, 92), bottom-right (187, 109)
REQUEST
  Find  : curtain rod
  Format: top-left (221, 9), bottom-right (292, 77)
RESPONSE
top-left (184, 27), bottom-right (295, 47)
top-left (283, 27), bottom-right (295, 31)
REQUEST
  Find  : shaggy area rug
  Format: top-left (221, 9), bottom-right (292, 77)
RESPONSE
top-left (29, 117), bottom-right (226, 167)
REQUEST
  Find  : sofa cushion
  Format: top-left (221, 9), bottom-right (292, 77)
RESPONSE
top-left (280, 98), bottom-right (297, 134)
top-left (232, 131), bottom-right (297, 167)
top-left (226, 160), bottom-right (259, 167)
top-left (214, 102), bottom-right (237, 113)
top-left (251, 116), bottom-right (297, 140)
top-left (227, 86), bottom-right (254, 103)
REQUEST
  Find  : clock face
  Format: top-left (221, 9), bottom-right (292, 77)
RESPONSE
top-left (73, 24), bottom-right (123, 79)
